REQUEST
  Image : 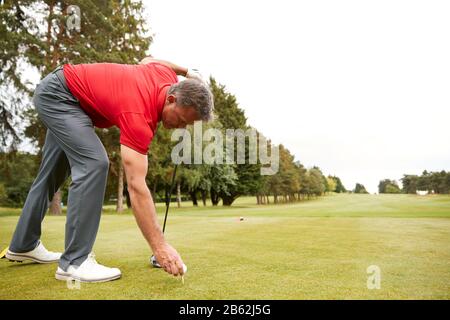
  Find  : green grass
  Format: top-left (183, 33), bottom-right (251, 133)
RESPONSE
top-left (0, 193), bottom-right (449, 299)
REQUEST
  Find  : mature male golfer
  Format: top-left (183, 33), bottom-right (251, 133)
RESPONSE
top-left (5, 57), bottom-right (213, 282)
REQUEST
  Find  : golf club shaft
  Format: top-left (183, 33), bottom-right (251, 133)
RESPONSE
top-left (162, 164), bottom-right (178, 233)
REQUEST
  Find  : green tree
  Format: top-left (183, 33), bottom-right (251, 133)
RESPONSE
top-left (446, 172), bottom-right (450, 194)
top-left (296, 162), bottom-right (308, 200)
top-left (326, 176), bottom-right (337, 193)
top-left (209, 77), bottom-right (261, 206)
top-left (401, 174), bottom-right (419, 194)
top-left (263, 144), bottom-right (300, 203)
top-left (429, 170), bottom-right (449, 194)
top-left (308, 167), bottom-right (326, 196)
top-left (385, 184), bottom-right (401, 194)
top-left (0, 151), bottom-right (39, 207)
top-left (378, 179), bottom-right (390, 193)
top-left (207, 165), bottom-right (238, 206)
top-left (379, 179), bottom-right (401, 194)
top-left (1, 0), bottom-right (152, 212)
top-left (0, 182), bottom-right (8, 205)
top-left (417, 170), bottom-right (431, 191)
top-left (354, 183), bottom-right (368, 194)
top-left (329, 176), bottom-right (346, 193)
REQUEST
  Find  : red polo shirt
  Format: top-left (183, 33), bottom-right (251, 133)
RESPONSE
top-left (63, 62), bottom-right (178, 154)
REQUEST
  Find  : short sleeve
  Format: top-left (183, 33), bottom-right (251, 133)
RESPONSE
top-left (145, 62), bottom-right (178, 84)
top-left (117, 112), bottom-right (154, 155)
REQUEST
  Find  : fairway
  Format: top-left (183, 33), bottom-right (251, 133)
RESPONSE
top-left (1, 194), bottom-right (449, 299)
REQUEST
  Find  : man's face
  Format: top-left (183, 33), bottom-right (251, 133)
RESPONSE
top-left (162, 95), bottom-right (200, 129)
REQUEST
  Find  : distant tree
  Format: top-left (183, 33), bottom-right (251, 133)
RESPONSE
top-left (354, 183), bottom-right (368, 194)
top-left (446, 172), bottom-right (450, 194)
top-left (326, 176), bottom-right (337, 193)
top-left (312, 166), bottom-right (328, 195)
top-left (379, 179), bottom-right (401, 194)
top-left (430, 171), bottom-right (449, 194)
top-left (401, 174), bottom-right (419, 194)
top-left (267, 165), bottom-right (283, 203)
top-left (277, 145), bottom-right (300, 202)
top-left (295, 162), bottom-right (308, 200)
top-left (417, 170), bottom-right (431, 191)
top-left (379, 179), bottom-right (392, 193)
top-left (387, 171), bottom-right (450, 195)
top-left (304, 168), bottom-right (326, 197)
top-left (207, 165), bottom-right (238, 206)
top-left (378, 179), bottom-right (388, 193)
top-left (330, 176), bottom-right (346, 193)
top-left (209, 77), bottom-right (261, 206)
top-left (385, 184), bottom-right (401, 194)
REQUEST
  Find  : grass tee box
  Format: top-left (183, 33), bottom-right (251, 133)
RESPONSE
top-left (0, 194), bottom-right (449, 299)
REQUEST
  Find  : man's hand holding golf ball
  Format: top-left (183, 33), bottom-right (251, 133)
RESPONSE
top-left (153, 243), bottom-right (187, 277)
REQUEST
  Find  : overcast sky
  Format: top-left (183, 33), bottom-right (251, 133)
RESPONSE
top-left (145, 0), bottom-right (450, 193)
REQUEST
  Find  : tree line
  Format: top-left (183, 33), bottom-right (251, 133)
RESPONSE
top-left (378, 170), bottom-right (450, 194)
top-left (348, 170), bottom-right (450, 195)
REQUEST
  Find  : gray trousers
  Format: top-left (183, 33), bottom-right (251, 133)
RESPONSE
top-left (9, 67), bottom-right (109, 271)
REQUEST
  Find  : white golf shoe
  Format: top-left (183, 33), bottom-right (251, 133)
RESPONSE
top-left (55, 253), bottom-right (121, 283)
top-left (6, 241), bottom-right (61, 263)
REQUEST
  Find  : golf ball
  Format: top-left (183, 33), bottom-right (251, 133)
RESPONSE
top-left (182, 263), bottom-right (187, 274)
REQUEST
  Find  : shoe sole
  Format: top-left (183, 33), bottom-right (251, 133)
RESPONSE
top-left (55, 271), bottom-right (122, 283)
top-left (5, 252), bottom-right (59, 264)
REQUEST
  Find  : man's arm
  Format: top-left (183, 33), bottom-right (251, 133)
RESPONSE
top-left (139, 57), bottom-right (188, 77)
top-left (120, 144), bottom-right (184, 276)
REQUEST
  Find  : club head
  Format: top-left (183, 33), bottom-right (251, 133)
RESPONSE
top-left (150, 255), bottom-right (162, 268)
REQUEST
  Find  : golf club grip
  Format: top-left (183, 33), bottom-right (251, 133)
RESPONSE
top-left (162, 165), bottom-right (178, 233)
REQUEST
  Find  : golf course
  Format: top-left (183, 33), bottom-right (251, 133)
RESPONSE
top-left (1, 193), bottom-right (449, 300)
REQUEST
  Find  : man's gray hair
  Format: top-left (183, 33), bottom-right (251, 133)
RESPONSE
top-left (168, 79), bottom-right (214, 121)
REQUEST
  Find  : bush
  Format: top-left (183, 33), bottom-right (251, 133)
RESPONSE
top-left (0, 183), bottom-right (8, 205)
top-left (0, 152), bottom-right (39, 207)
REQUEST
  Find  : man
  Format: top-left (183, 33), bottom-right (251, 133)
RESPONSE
top-left (5, 57), bottom-right (214, 283)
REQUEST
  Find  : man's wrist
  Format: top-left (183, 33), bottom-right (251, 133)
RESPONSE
top-left (152, 240), bottom-right (167, 255)
top-left (179, 67), bottom-right (188, 77)
top-left (149, 231), bottom-right (166, 251)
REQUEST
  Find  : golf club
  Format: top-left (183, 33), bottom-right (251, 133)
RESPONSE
top-left (150, 164), bottom-right (178, 268)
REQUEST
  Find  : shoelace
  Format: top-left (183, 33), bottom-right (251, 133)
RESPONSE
top-left (34, 241), bottom-right (56, 254)
top-left (86, 252), bottom-right (98, 265)
top-left (35, 241), bottom-right (47, 254)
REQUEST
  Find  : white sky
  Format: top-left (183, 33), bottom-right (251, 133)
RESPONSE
top-left (145, 0), bottom-right (450, 193)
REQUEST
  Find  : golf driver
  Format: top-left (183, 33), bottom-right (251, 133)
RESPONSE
top-left (150, 165), bottom-right (178, 268)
